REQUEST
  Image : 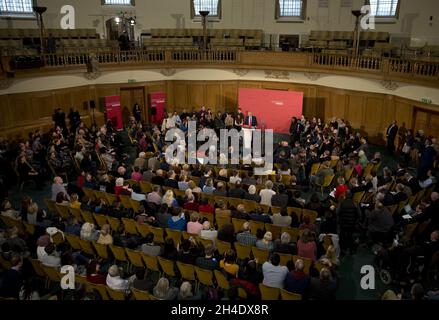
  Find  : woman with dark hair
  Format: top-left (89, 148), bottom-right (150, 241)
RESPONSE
top-left (217, 223), bottom-right (235, 244)
top-left (233, 260), bottom-right (262, 300)
top-left (297, 229), bottom-right (317, 261)
top-left (220, 249), bottom-right (239, 278)
top-left (20, 196), bottom-right (32, 221)
top-left (306, 193), bottom-right (323, 216)
top-left (162, 238), bottom-right (178, 260)
top-left (55, 192), bottom-right (69, 205)
top-left (19, 277), bottom-right (44, 300)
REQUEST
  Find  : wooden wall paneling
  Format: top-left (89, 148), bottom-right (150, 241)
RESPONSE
top-left (165, 80), bottom-right (174, 112)
top-left (238, 81), bottom-right (262, 89)
top-left (221, 82), bottom-right (238, 113)
top-left (328, 91), bottom-right (346, 121)
top-left (205, 83), bottom-right (222, 113)
top-left (173, 82), bottom-right (189, 112)
top-left (29, 93), bottom-right (53, 120)
top-left (260, 82), bottom-right (291, 91)
top-left (413, 110), bottom-right (429, 134)
top-left (187, 83), bottom-right (205, 109)
top-left (70, 87), bottom-right (91, 116)
top-left (345, 94), bottom-right (365, 130)
top-left (299, 87), bottom-right (313, 118)
top-left (133, 87), bottom-right (147, 122)
top-left (8, 95), bottom-right (34, 124)
top-left (52, 89), bottom-right (72, 113)
top-left (429, 113), bottom-right (439, 140)
top-left (381, 95), bottom-right (396, 130)
top-left (0, 96), bottom-right (11, 129)
top-left (394, 99), bottom-right (414, 130)
top-left (2, 80), bottom-right (439, 142)
top-left (364, 97), bottom-right (385, 137)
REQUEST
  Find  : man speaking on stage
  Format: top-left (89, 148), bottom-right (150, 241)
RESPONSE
top-left (243, 111), bottom-right (258, 150)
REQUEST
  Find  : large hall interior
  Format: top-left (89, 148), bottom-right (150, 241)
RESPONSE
top-left (0, 0), bottom-right (438, 302)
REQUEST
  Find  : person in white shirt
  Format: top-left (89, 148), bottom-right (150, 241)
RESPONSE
top-left (40, 244), bottom-right (61, 268)
top-left (229, 171), bottom-right (242, 184)
top-left (106, 265), bottom-right (129, 292)
top-left (200, 221), bottom-right (218, 243)
top-left (259, 180), bottom-right (276, 206)
top-left (161, 113), bottom-right (175, 132)
top-left (131, 186), bottom-right (147, 201)
top-left (419, 170), bottom-right (437, 189)
top-left (262, 253), bottom-right (288, 289)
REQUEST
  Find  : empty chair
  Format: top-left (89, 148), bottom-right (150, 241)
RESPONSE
top-left (259, 283), bottom-right (280, 300)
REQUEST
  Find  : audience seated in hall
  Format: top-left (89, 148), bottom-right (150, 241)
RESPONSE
top-left (0, 106), bottom-right (437, 302)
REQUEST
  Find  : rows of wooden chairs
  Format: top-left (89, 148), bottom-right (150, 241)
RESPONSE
top-left (259, 284), bottom-right (302, 300)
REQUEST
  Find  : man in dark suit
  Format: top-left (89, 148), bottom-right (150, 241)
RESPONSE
top-left (228, 181), bottom-right (247, 199)
top-left (151, 169), bottom-right (165, 186)
top-left (244, 112), bottom-right (258, 129)
top-left (164, 170), bottom-right (179, 189)
top-left (243, 112), bottom-right (258, 151)
top-left (386, 120), bottom-right (398, 155)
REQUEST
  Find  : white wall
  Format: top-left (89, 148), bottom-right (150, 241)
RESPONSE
top-left (1, 0), bottom-right (438, 45)
top-left (2, 68), bottom-right (439, 106)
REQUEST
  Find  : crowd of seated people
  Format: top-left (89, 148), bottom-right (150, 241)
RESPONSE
top-left (0, 104), bottom-right (438, 301)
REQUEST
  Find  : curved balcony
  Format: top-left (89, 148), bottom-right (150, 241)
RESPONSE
top-left (5, 50), bottom-right (439, 88)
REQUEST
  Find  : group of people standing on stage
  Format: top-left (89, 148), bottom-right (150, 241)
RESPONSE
top-left (386, 120), bottom-right (438, 181)
top-left (160, 107), bottom-right (258, 134)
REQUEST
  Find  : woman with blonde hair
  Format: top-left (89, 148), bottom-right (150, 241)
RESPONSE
top-left (80, 222), bottom-right (98, 241)
top-left (114, 177), bottom-right (124, 197)
top-left (320, 245), bottom-right (339, 267)
top-left (27, 202), bottom-right (39, 225)
top-left (187, 180), bottom-right (201, 193)
top-left (218, 168), bottom-right (228, 181)
top-left (256, 231), bottom-right (274, 251)
top-left (178, 281), bottom-right (199, 300)
top-left (162, 190), bottom-right (178, 207)
top-left (69, 193), bottom-right (81, 209)
top-left (153, 277), bottom-right (178, 300)
top-left (97, 224), bottom-right (113, 245)
top-left (245, 185), bottom-right (261, 202)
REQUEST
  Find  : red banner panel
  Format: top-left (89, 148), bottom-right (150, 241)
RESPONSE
top-left (105, 95), bottom-right (123, 130)
top-left (238, 88), bottom-right (304, 134)
top-left (150, 92), bottom-right (166, 125)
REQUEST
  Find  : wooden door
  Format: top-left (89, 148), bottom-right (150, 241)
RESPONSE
top-left (120, 88), bottom-right (146, 123)
top-left (413, 108), bottom-right (439, 140)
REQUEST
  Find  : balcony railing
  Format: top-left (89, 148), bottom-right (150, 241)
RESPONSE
top-left (23, 49), bottom-right (439, 87)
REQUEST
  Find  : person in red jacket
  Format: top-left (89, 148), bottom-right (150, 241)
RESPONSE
top-left (334, 177), bottom-right (348, 201)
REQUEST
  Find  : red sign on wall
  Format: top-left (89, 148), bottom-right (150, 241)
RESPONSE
top-left (238, 88), bottom-right (304, 134)
top-left (150, 92), bottom-right (166, 125)
top-left (105, 95), bottom-right (123, 130)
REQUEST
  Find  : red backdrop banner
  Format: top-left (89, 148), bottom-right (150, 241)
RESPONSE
top-left (104, 96), bottom-right (123, 130)
top-left (238, 88), bottom-right (304, 134)
top-left (150, 92), bottom-right (166, 125)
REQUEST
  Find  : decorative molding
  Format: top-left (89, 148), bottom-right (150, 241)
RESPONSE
top-left (84, 55), bottom-right (100, 80)
top-left (84, 71), bottom-right (101, 80)
top-left (264, 70), bottom-right (289, 80)
top-left (233, 69), bottom-right (249, 77)
top-left (304, 72), bottom-right (321, 81)
top-left (0, 78), bottom-right (13, 89)
top-left (160, 69), bottom-right (177, 77)
top-left (380, 80), bottom-right (399, 91)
